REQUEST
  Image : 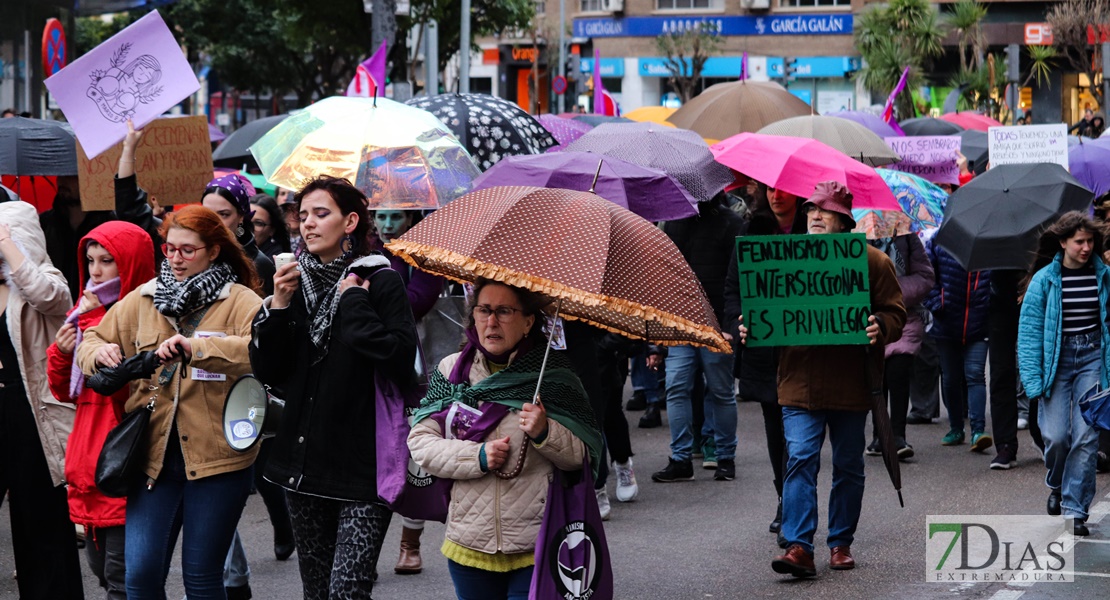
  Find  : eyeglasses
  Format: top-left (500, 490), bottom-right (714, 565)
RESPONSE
top-left (472, 305), bottom-right (524, 323)
top-left (161, 244), bottom-right (207, 260)
top-left (251, 219), bottom-right (271, 230)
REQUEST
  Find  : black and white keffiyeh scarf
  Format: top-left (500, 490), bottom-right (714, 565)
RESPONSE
top-left (299, 253), bottom-right (392, 362)
top-left (153, 260), bottom-right (238, 318)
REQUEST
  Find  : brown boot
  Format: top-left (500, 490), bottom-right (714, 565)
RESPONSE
top-left (394, 526), bottom-right (423, 574)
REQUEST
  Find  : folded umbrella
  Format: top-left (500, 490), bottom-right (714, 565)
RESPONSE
top-left (405, 93), bottom-right (557, 171)
top-left (710, 133), bottom-right (900, 211)
top-left (212, 114), bottom-right (289, 169)
top-left (940, 112), bottom-right (1002, 132)
top-left (1068, 137), bottom-right (1110, 198)
top-left (0, 117), bottom-right (77, 176)
top-left (470, 151), bottom-right (698, 222)
top-left (666, 80), bottom-right (812, 141)
top-left (757, 115), bottom-right (902, 167)
top-left (250, 96), bottom-right (480, 209)
top-left (935, 163), bottom-right (1094, 271)
top-left (899, 117), bottom-right (963, 136)
top-left (536, 114), bottom-right (593, 151)
top-left (386, 185), bottom-right (730, 352)
top-left (565, 122), bottom-right (734, 201)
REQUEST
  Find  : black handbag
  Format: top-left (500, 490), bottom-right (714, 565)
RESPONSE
top-left (95, 398), bottom-right (155, 497)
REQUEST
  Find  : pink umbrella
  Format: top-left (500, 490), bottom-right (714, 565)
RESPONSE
top-left (710, 132), bottom-right (900, 211)
top-left (939, 112), bottom-right (1002, 132)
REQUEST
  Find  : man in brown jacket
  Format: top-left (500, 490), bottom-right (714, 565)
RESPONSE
top-left (741, 181), bottom-right (906, 578)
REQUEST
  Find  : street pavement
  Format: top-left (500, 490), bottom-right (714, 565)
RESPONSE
top-left (2, 396), bottom-right (1108, 599)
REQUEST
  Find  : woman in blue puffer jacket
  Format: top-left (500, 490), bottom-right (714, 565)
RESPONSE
top-left (923, 237), bottom-right (993, 451)
top-left (1018, 211), bottom-right (1110, 537)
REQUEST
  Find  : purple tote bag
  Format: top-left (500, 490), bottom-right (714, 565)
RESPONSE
top-left (530, 461), bottom-right (614, 600)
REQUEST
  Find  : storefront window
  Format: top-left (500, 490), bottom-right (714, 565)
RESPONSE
top-left (778, 0), bottom-right (851, 7)
top-left (656, 0), bottom-right (718, 8)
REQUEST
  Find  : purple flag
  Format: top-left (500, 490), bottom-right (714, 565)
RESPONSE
top-left (593, 50), bottom-right (604, 115)
top-left (44, 11), bottom-right (200, 159)
top-left (529, 462), bottom-right (614, 600)
top-left (740, 52), bottom-right (749, 81)
top-left (882, 66), bottom-right (911, 125)
top-left (347, 40), bottom-right (388, 98)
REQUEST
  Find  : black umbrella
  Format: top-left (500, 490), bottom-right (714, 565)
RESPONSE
top-left (899, 117), bottom-right (964, 136)
top-left (405, 93), bottom-right (557, 171)
top-left (573, 114), bottom-right (632, 127)
top-left (0, 117), bottom-right (77, 175)
top-left (935, 163), bottom-right (1094, 271)
top-left (212, 114), bottom-right (289, 169)
top-left (867, 348), bottom-right (903, 507)
top-left (958, 130), bottom-right (989, 175)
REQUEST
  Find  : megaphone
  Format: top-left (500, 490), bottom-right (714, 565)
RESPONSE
top-left (223, 375), bottom-right (284, 452)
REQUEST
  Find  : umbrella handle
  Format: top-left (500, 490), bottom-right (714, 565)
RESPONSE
top-left (531, 298), bottom-right (563, 404)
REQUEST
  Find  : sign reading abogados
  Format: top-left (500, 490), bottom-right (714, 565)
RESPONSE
top-left (737, 233), bottom-right (871, 347)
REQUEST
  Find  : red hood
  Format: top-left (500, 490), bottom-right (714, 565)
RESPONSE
top-left (78, 221), bottom-right (156, 297)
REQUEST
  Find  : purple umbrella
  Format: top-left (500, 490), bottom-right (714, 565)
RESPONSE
top-left (1069, 137), bottom-right (1110, 198)
top-left (537, 114), bottom-right (593, 151)
top-left (470, 151), bottom-right (699, 221)
top-left (208, 123), bottom-right (227, 143)
top-left (827, 110), bottom-right (902, 138)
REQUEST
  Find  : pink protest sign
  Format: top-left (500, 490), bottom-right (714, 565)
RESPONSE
top-left (44, 11), bottom-right (199, 159)
top-left (883, 136), bottom-right (961, 185)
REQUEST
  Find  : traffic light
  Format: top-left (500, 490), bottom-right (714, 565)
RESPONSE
top-left (782, 57), bottom-right (797, 87)
top-left (567, 54), bottom-right (580, 82)
top-left (1004, 43), bottom-right (1020, 82)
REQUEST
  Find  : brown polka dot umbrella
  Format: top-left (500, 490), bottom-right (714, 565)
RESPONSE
top-left (386, 185), bottom-right (730, 352)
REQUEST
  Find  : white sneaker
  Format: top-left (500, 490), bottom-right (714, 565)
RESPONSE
top-left (595, 487), bottom-right (612, 521)
top-left (614, 459), bottom-right (639, 502)
top-left (1017, 417), bottom-right (1029, 430)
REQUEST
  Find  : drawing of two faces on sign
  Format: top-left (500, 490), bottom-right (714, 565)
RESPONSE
top-left (87, 42), bottom-right (163, 123)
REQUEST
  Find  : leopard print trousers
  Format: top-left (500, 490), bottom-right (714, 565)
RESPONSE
top-left (286, 492), bottom-right (393, 600)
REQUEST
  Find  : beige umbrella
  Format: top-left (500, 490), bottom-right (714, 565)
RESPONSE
top-left (757, 115), bottom-right (902, 167)
top-left (665, 80), bottom-right (812, 141)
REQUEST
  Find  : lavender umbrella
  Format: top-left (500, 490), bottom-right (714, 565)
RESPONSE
top-left (1069, 137), bottom-right (1110, 198)
top-left (537, 114), bottom-right (593, 151)
top-left (826, 111), bottom-right (902, 139)
top-left (470, 151), bottom-right (699, 222)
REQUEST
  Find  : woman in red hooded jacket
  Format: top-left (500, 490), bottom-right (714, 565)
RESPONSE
top-left (46, 221), bottom-right (154, 599)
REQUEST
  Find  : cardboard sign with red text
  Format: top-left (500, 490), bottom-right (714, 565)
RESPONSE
top-left (77, 114), bottom-right (213, 210)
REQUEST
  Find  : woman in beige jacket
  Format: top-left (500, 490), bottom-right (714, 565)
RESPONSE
top-left (408, 280), bottom-right (602, 600)
top-left (0, 200), bottom-right (83, 599)
top-left (77, 205), bottom-right (262, 599)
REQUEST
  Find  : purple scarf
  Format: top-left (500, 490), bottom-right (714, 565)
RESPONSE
top-left (68, 278), bottom-right (122, 399)
top-left (448, 327), bottom-right (535, 384)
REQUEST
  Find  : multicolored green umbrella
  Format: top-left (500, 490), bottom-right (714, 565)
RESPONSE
top-left (250, 96), bottom-right (481, 209)
top-left (877, 169), bottom-right (947, 231)
top-left (851, 208), bottom-right (914, 240)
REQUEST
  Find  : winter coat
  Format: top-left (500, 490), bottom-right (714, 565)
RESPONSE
top-left (77, 279), bottom-right (262, 482)
top-left (39, 206), bottom-right (114, 301)
top-left (874, 234), bottom-right (935, 357)
top-left (723, 212), bottom-right (806, 404)
top-left (237, 229), bottom-right (274, 297)
top-left (46, 221), bottom-right (154, 528)
top-left (251, 255), bottom-right (418, 501)
top-left (1018, 254), bottom-right (1110, 401)
top-left (407, 352), bottom-right (586, 555)
top-left (0, 201), bottom-right (74, 487)
top-left (923, 239), bottom-right (991, 343)
top-left (372, 238), bottom-right (445, 321)
top-left (778, 246), bottom-right (906, 412)
top-left (663, 197), bottom-right (749, 324)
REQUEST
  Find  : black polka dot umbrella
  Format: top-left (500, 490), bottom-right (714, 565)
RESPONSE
top-left (405, 93), bottom-right (557, 171)
top-left (386, 185), bottom-right (730, 352)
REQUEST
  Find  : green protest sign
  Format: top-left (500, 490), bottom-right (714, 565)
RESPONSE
top-left (737, 233), bottom-right (871, 347)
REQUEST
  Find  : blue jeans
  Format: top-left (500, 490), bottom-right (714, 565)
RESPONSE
top-left (1040, 332), bottom-right (1102, 521)
top-left (663, 345), bottom-right (738, 461)
top-left (781, 407), bottom-right (867, 555)
top-left (936, 338), bottom-right (989, 433)
top-left (447, 561), bottom-right (532, 600)
top-left (125, 435), bottom-right (252, 600)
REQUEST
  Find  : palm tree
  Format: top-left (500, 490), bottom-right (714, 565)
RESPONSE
top-left (947, 0), bottom-right (989, 73)
top-left (855, 0), bottom-right (945, 119)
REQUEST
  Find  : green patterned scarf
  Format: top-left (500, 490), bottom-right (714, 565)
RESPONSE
top-left (412, 346), bottom-right (603, 477)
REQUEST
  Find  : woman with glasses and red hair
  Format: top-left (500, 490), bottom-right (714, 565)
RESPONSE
top-left (77, 205), bottom-right (262, 599)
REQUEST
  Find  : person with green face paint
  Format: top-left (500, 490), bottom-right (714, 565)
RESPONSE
top-left (371, 209), bottom-right (446, 574)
